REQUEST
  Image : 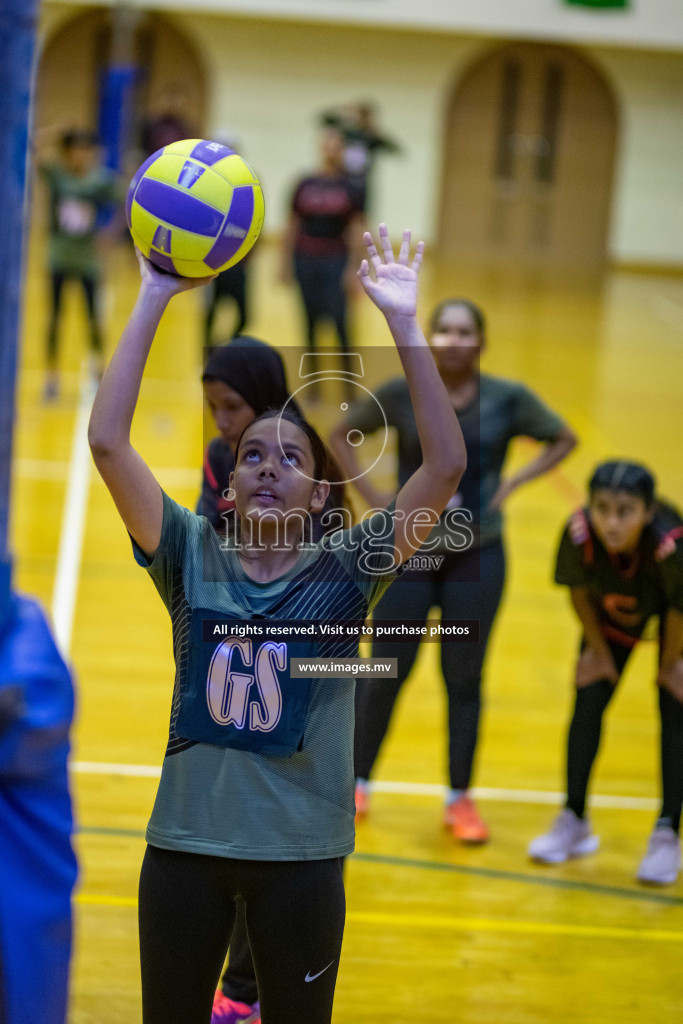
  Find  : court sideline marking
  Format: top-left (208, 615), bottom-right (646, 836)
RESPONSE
top-left (51, 372), bottom-right (96, 655)
top-left (70, 761), bottom-right (659, 811)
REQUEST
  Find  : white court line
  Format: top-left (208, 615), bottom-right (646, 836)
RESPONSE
top-left (74, 761), bottom-right (162, 779)
top-left (51, 373), bottom-right (96, 656)
top-left (70, 761), bottom-right (659, 811)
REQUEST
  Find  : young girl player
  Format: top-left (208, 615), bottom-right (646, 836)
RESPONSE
top-left (529, 461), bottom-right (683, 885)
top-left (88, 224), bottom-right (467, 1024)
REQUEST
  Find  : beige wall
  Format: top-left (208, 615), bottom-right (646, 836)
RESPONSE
top-left (44, 0), bottom-right (683, 52)
top-left (185, 17), bottom-right (480, 242)
top-left (590, 48), bottom-right (683, 266)
top-left (38, 8), bottom-right (683, 268)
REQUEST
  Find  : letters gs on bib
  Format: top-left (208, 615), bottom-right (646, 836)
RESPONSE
top-left (176, 611), bottom-right (315, 756)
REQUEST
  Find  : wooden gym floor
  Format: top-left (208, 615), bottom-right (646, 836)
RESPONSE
top-left (10, 230), bottom-right (683, 1023)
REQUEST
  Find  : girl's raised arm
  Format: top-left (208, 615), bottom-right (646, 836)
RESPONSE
top-left (358, 225), bottom-right (467, 566)
top-left (88, 252), bottom-right (214, 558)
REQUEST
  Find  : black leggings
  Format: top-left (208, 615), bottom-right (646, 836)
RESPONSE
top-left (566, 640), bottom-right (683, 832)
top-left (205, 263), bottom-right (248, 346)
top-left (139, 846), bottom-right (345, 1024)
top-left (47, 270), bottom-right (103, 365)
top-left (354, 540), bottom-right (506, 791)
top-left (293, 253), bottom-right (352, 379)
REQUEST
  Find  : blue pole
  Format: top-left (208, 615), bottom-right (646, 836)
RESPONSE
top-left (98, 63), bottom-right (138, 173)
top-left (0, 0), bottom-right (40, 618)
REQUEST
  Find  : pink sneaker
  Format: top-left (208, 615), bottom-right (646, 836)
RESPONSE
top-left (211, 990), bottom-right (261, 1024)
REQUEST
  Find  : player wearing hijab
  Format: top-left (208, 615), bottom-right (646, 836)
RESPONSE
top-left (529, 461), bottom-right (683, 885)
top-left (199, 338), bottom-right (298, 532)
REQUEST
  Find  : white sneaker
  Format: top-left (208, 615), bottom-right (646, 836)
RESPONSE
top-left (528, 808), bottom-right (600, 864)
top-left (636, 826), bottom-right (681, 886)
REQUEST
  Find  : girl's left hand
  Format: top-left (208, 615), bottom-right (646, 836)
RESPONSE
top-left (358, 224), bottom-right (423, 320)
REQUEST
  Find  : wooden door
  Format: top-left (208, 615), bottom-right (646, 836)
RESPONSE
top-left (438, 42), bottom-right (617, 279)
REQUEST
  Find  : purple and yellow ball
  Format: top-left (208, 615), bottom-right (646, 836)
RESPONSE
top-left (126, 139), bottom-right (264, 277)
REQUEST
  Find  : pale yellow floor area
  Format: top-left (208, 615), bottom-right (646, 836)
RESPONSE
top-left (10, 229), bottom-right (683, 1023)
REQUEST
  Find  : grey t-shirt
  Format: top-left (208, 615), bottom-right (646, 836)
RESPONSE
top-left (133, 491), bottom-right (398, 860)
top-left (346, 372), bottom-right (565, 548)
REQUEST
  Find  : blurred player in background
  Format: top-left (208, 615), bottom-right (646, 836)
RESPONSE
top-left (0, 556), bottom-right (77, 1024)
top-left (332, 297), bottom-right (576, 842)
top-left (281, 127), bottom-right (366, 398)
top-left (204, 258), bottom-right (251, 349)
top-left (202, 134), bottom-right (253, 349)
top-left (529, 461), bottom-right (683, 885)
top-left (320, 101), bottom-right (402, 211)
top-left (34, 128), bottom-right (121, 398)
top-left (139, 84), bottom-right (195, 157)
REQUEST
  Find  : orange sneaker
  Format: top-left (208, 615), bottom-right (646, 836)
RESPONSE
top-left (444, 795), bottom-right (489, 844)
top-left (354, 783), bottom-right (370, 822)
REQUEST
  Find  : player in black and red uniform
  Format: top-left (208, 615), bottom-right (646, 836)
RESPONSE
top-left (319, 101), bottom-right (402, 212)
top-left (281, 128), bottom-right (365, 394)
top-left (529, 461), bottom-right (683, 885)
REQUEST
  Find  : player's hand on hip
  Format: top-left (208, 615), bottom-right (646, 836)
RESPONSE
top-left (488, 478), bottom-right (515, 511)
top-left (358, 224), bottom-right (423, 320)
top-left (135, 247), bottom-right (216, 297)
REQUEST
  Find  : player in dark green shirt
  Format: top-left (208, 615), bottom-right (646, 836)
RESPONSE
top-left (331, 297), bottom-right (576, 842)
top-left (37, 129), bottom-right (121, 398)
top-left (529, 461), bottom-right (683, 885)
top-left (88, 224), bottom-right (467, 1024)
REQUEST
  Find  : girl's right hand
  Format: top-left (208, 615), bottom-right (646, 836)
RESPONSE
top-left (357, 224), bottom-right (423, 322)
top-left (574, 646), bottom-right (618, 688)
top-left (136, 248), bottom-right (217, 297)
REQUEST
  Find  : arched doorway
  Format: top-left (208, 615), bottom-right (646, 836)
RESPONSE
top-left (438, 42), bottom-right (618, 281)
top-left (34, 8), bottom-right (206, 166)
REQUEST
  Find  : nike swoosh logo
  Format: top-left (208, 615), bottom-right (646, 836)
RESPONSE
top-left (305, 959), bottom-right (335, 983)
